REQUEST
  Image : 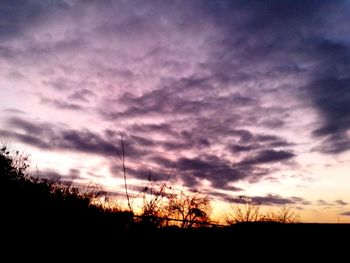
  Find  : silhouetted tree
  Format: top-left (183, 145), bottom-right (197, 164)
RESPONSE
top-left (166, 191), bottom-right (211, 228)
top-left (226, 196), bottom-right (300, 224)
top-left (261, 205), bottom-right (301, 223)
top-left (226, 197), bottom-right (261, 224)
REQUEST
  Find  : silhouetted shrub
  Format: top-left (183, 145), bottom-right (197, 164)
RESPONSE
top-left (0, 147), bottom-right (134, 241)
top-left (225, 196), bottom-right (300, 224)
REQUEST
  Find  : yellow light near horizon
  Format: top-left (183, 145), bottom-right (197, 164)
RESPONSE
top-left (9, 139), bottom-right (350, 224)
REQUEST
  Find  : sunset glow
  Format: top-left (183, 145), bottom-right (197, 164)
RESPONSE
top-left (1, 0), bottom-right (350, 223)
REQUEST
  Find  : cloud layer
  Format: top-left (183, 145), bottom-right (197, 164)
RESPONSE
top-left (1, 1), bottom-right (350, 209)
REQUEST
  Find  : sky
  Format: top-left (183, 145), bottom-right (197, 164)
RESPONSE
top-left (1, 0), bottom-right (350, 223)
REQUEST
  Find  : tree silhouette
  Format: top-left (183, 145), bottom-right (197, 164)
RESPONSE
top-left (261, 205), bottom-right (301, 223)
top-left (226, 196), bottom-right (300, 224)
top-left (226, 197), bottom-right (261, 224)
top-left (166, 191), bottom-right (211, 228)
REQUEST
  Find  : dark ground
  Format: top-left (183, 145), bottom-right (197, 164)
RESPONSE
top-left (1, 150), bottom-right (349, 259)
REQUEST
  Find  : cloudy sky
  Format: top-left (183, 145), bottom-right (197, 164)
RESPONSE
top-left (1, 0), bottom-right (350, 222)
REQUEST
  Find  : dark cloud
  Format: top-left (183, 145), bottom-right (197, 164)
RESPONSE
top-left (0, 0), bottom-right (69, 40)
top-left (130, 135), bottom-right (155, 147)
top-left (41, 169), bottom-right (78, 180)
top-left (58, 130), bottom-right (118, 155)
top-left (309, 76), bottom-right (350, 153)
top-left (43, 78), bottom-right (96, 93)
top-left (228, 134), bottom-right (291, 154)
top-left (130, 123), bottom-right (211, 152)
top-left (128, 167), bottom-right (170, 182)
top-left (116, 154), bottom-right (249, 190)
top-left (3, 1), bottom-right (350, 158)
top-left (260, 118), bottom-right (285, 128)
top-left (150, 154), bottom-right (279, 190)
top-left (340, 211), bottom-right (350, 216)
top-left (3, 115), bottom-right (296, 191)
top-left (4, 116), bottom-right (152, 160)
top-left (256, 135), bottom-right (282, 142)
top-left (335, 200), bottom-right (348, 206)
top-left (149, 156), bottom-right (172, 167)
top-left (236, 195), bottom-right (293, 205)
top-left (317, 199), bottom-right (331, 206)
top-left (101, 75), bottom-right (257, 120)
top-left (38, 168), bottom-right (87, 184)
top-left (240, 150), bottom-right (295, 166)
top-left (110, 158), bottom-right (174, 182)
top-left (229, 144), bottom-right (257, 153)
top-left (3, 116), bottom-right (121, 156)
top-left (129, 123), bottom-right (176, 136)
top-left (161, 136), bottom-right (210, 152)
top-left (317, 199), bottom-right (348, 206)
top-left (41, 97), bottom-right (84, 111)
top-left (209, 191), bottom-right (310, 206)
top-left (68, 89), bottom-right (95, 102)
top-left (2, 108), bottom-right (26, 114)
top-left (0, 129), bottom-right (51, 149)
top-left (204, 0), bottom-right (350, 154)
top-left (59, 130), bottom-right (144, 158)
top-left (7, 117), bottom-right (46, 135)
top-left (312, 131), bottom-right (350, 155)
top-left (226, 194), bottom-right (310, 206)
top-left (1, 0), bottom-right (350, 208)
top-left (251, 195), bottom-right (310, 206)
top-left (289, 196), bottom-right (311, 206)
top-left (175, 155), bottom-right (245, 189)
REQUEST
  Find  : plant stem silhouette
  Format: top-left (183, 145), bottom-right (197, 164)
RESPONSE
top-left (119, 133), bottom-right (132, 211)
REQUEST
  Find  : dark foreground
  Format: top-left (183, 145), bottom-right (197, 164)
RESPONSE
top-left (4, 220), bottom-right (350, 256)
top-left (1, 150), bottom-right (349, 258)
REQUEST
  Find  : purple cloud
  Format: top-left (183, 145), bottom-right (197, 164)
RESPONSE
top-left (1, 1), bottom-right (349, 212)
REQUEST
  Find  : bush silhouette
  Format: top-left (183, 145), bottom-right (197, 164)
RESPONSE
top-left (0, 147), bottom-right (133, 240)
top-left (166, 191), bottom-right (211, 228)
top-left (1, 146), bottom-right (349, 254)
top-left (225, 196), bottom-right (300, 224)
